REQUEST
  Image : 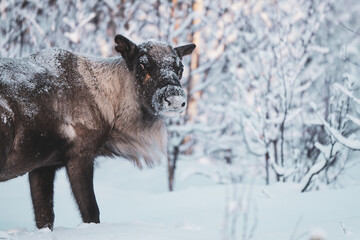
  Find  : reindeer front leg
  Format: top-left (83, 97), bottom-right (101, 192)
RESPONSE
top-left (29, 166), bottom-right (57, 230)
top-left (66, 156), bottom-right (100, 224)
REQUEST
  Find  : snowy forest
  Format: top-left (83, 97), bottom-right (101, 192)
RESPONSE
top-left (1, 0), bottom-right (360, 239)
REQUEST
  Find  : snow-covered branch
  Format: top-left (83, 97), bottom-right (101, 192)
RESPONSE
top-left (322, 122), bottom-right (360, 151)
top-left (301, 158), bottom-right (327, 192)
top-left (348, 115), bottom-right (360, 126)
top-left (333, 83), bottom-right (360, 106)
top-left (311, 102), bottom-right (360, 150)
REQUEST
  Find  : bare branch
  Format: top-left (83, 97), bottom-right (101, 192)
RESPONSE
top-left (337, 21), bottom-right (360, 36)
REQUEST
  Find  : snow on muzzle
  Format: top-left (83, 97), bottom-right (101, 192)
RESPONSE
top-left (152, 85), bottom-right (187, 117)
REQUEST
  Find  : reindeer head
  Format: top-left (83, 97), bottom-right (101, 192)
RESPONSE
top-left (115, 34), bottom-right (195, 118)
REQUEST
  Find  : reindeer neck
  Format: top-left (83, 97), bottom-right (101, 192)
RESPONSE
top-left (78, 56), bottom-right (140, 127)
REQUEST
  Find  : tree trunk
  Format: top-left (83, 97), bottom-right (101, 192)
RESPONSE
top-left (187, 0), bottom-right (203, 120)
top-left (273, 140), bottom-right (281, 181)
top-left (168, 145), bottom-right (179, 191)
top-left (265, 151), bottom-right (270, 185)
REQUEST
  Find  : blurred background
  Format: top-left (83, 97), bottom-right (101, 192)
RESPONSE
top-left (1, 0), bottom-right (360, 193)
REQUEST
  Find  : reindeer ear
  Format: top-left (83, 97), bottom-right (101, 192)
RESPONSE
top-left (174, 44), bottom-right (196, 59)
top-left (115, 34), bottom-right (139, 71)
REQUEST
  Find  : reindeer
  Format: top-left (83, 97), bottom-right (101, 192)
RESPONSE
top-left (0, 34), bottom-right (195, 229)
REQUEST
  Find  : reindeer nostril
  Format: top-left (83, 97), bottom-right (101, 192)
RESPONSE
top-left (164, 98), bottom-right (171, 106)
top-left (181, 102), bottom-right (186, 107)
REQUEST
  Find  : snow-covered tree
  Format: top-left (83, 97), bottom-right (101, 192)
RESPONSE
top-left (1, 0), bottom-right (360, 192)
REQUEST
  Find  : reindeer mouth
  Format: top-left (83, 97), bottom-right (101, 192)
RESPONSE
top-left (152, 86), bottom-right (187, 117)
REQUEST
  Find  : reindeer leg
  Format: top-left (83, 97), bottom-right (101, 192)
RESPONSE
top-left (29, 166), bottom-right (57, 230)
top-left (66, 157), bottom-right (99, 223)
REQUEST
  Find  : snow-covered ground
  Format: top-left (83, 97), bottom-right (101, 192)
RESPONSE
top-left (0, 157), bottom-right (359, 240)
